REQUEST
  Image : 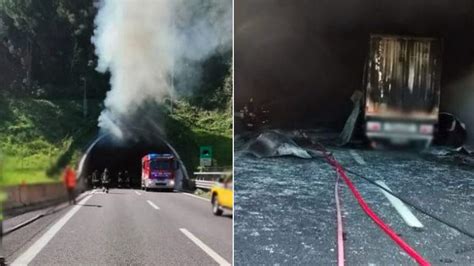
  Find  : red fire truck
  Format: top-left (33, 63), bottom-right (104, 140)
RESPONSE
top-left (141, 153), bottom-right (177, 191)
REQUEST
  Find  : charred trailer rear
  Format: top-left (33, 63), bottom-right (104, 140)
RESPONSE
top-left (363, 35), bottom-right (442, 148)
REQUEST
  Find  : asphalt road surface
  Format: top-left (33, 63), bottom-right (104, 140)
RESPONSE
top-left (4, 189), bottom-right (232, 265)
top-left (234, 132), bottom-right (474, 265)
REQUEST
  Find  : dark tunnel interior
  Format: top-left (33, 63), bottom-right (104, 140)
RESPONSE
top-left (82, 136), bottom-right (172, 188)
top-left (235, 0), bottom-right (474, 145)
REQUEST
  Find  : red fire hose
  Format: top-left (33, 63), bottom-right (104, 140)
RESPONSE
top-left (331, 157), bottom-right (429, 265)
top-left (334, 174), bottom-right (345, 266)
top-left (312, 141), bottom-right (430, 266)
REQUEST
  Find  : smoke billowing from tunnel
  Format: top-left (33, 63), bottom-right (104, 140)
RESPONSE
top-left (92, 0), bottom-right (231, 140)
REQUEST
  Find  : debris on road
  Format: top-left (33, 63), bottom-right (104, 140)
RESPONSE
top-left (235, 128), bottom-right (474, 265)
top-left (245, 130), bottom-right (311, 159)
top-left (339, 90), bottom-right (364, 146)
top-left (435, 112), bottom-right (467, 149)
top-left (422, 145), bottom-right (474, 167)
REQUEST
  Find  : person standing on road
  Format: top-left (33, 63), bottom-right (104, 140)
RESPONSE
top-left (124, 170), bottom-right (130, 188)
top-left (102, 168), bottom-right (110, 193)
top-left (62, 166), bottom-right (77, 205)
top-left (117, 171), bottom-right (123, 188)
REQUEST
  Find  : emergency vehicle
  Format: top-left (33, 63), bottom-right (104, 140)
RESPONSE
top-left (141, 153), bottom-right (177, 191)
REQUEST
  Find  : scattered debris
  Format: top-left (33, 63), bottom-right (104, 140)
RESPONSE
top-left (455, 244), bottom-right (474, 254)
top-left (423, 147), bottom-right (454, 157)
top-left (434, 112), bottom-right (467, 149)
top-left (305, 148), bottom-right (327, 158)
top-left (439, 258), bottom-right (454, 264)
top-left (455, 145), bottom-right (473, 156)
top-left (339, 90), bottom-right (363, 146)
top-left (245, 130), bottom-right (311, 159)
top-left (423, 145), bottom-right (474, 167)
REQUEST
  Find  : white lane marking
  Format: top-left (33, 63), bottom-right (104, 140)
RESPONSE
top-left (182, 192), bottom-right (210, 202)
top-left (350, 150), bottom-right (366, 165)
top-left (146, 200), bottom-right (160, 210)
top-left (12, 195), bottom-right (93, 265)
top-left (179, 228), bottom-right (230, 266)
top-left (90, 189), bottom-right (109, 195)
top-left (375, 180), bottom-right (424, 228)
top-left (135, 191), bottom-right (142, 196)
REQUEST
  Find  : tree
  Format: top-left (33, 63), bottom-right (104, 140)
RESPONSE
top-left (0, 0), bottom-right (107, 99)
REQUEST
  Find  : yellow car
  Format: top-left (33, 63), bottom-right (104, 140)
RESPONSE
top-left (210, 177), bottom-right (233, 216)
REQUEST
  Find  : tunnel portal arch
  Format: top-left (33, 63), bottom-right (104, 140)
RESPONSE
top-left (77, 133), bottom-right (190, 191)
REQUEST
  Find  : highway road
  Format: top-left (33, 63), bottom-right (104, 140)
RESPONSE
top-left (4, 189), bottom-right (232, 265)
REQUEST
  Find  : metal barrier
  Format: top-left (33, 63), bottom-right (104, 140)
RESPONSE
top-left (193, 171), bottom-right (231, 190)
top-left (194, 180), bottom-right (215, 190)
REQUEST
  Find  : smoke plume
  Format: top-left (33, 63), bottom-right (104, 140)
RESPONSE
top-left (92, 0), bottom-right (231, 139)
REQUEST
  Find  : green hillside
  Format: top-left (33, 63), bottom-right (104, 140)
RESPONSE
top-left (0, 98), bottom-right (101, 185)
top-left (0, 0), bottom-right (232, 186)
top-left (166, 101), bottom-right (232, 173)
top-left (0, 96), bottom-right (232, 186)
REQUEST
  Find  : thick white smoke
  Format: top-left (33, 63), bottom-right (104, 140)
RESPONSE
top-left (91, 0), bottom-right (231, 139)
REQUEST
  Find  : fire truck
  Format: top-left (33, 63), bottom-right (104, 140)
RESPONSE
top-left (141, 153), bottom-right (177, 191)
top-left (363, 35), bottom-right (442, 148)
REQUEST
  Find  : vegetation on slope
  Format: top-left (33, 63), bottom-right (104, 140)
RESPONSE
top-left (0, 1), bottom-right (232, 186)
top-left (0, 97), bottom-right (101, 185)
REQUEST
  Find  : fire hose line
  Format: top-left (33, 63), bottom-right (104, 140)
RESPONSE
top-left (307, 139), bottom-right (474, 243)
top-left (341, 167), bottom-right (474, 241)
top-left (316, 144), bottom-right (430, 265)
top-left (334, 174), bottom-right (345, 266)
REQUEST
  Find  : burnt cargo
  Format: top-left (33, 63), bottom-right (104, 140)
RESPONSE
top-left (364, 35), bottom-right (442, 147)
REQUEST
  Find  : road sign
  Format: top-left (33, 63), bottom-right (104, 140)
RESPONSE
top-left (199, 146), bottom-right (213, 167)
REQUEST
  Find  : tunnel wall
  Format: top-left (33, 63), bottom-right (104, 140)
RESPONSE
top-left (439, 30), bottom-right (474, 146)
top-left (236, 0), bottom-right (474, 144)
top-left (443, 73), bottom-right (474, 146)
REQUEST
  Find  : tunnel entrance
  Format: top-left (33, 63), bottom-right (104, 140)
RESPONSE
top-left (81, 135), bottom-right (181, 189)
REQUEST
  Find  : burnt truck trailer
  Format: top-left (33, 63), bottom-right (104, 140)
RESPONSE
top-left (363, 35), bottom-right (442, 148)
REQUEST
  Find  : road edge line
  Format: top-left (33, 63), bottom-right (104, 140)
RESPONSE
top-left (179, 228), bottom-right (230, 266)
top-left (146, 200), bottom-right (160, 210)
top-left (11, 195), bottom-right (93, 265)
top-left (375, 180), bottom-right (424, 228)
top-left (4, 190), bottom-right (92, 236)
top-left (182, 192), bottom-right (210, 202)
top-left (349, 150), bottom-right (367, 165)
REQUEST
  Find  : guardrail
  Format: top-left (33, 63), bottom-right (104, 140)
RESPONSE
top-left (193, 171), bottom-right (231, 190)
top-left (194, 180), bottom-right (215, 190)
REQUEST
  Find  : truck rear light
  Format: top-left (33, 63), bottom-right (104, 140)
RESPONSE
top-left (419, 124), bottom-right (434, 134)
top-left (367, 121), bottom-right (381, 131)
